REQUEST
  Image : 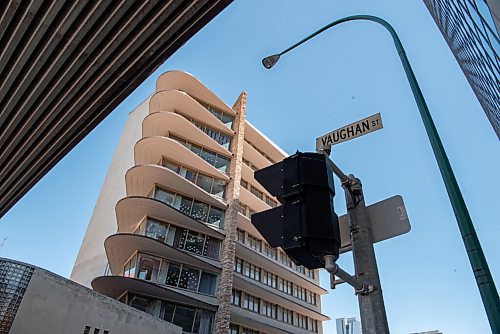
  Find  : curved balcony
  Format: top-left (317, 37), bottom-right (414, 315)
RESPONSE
top-left (241, 162), bottom-right (275, 200)
top-left (232, 273), bottom-right (328, 321)
top-left (115, 196), bottom-right (224, 239)
top-left (104, 233), bottom-right (221, 276)
top-left (142, 112), bottom-right (231, 157)
top-left (134, 136), bottom-right (229, 181)
top-left (243, 140), bottom-right (273, 171)
top-left (156, 70), bottom-right (235, 115)
top-left (239, 187), bottom-right (270, 213)
top-left (92, 276), bottom-right (217, 311)
top-left (245, 121), bottom-right (287, 163)
top-left (236, 212), bottom-right (262, 240)
top-left (125, 164), bottom-right (226, 208)
top-left (235, 241), bottom-right (327, 296)
top-left (230, 307), bottom-right (298, 334)
top-left (148, 90), bottom-right (234, 135)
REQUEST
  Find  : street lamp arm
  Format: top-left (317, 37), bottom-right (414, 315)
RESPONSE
top-left (279, 15), bottom-right (404, 57)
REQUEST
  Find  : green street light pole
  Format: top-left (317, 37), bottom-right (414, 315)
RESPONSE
top-left (262, 15), bottom-right (499, 333)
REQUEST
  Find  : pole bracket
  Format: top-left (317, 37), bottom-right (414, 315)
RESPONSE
top-left (324, 255), bottom-right (376, 295)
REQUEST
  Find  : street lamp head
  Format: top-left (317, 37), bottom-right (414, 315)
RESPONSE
top-left (262, 54), bottom-right (280, 69)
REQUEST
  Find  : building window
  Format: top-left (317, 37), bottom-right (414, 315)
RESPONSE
top-left (229, 324), bottom-right (239, 334)
top-left (237, 203), bottom-right (247, 216)
top-left (295, 265), bottom-right (306, 275)
top-left (250, 185), bottom-right (264, 200)
top-left (309, 318), bottom-right (318, 333)
top-left (136, 254), bottom-right (161, 282)
top-left (240, 179), bottom-right (248, 189)
top-left (279, 251), bottom-right (293, 268)
top-left (188, 117), bottom-right (232, 149)
top-left (153, 187), bottom-right (225, 228)
top-left (262, 270), bottom-right (277, 289)
top-left (264, 243), bottom-right (277, 260)
top-left (307, 269), bottom-right (316, 280)
top-left (279, 307), bottom-right (293, 325)
top-left (198, 272), bottom-right (217, 295)
top-left (262, 301), bottom-right (277, 319)
top-left (294, 285), bottom-right (306, 301)
top-left (296, 314), bottom-right (307, 329)
top-left (236, 228), bottom-right (245, 243)
top-left (231, 289), bottom-right (241, 306)
top-left (234, 257), bottom-right (243, 273)
top-left (203, 104), bottom-right (234, 129)
top-left (161, 158), bottom-right (227, 198)
top-left (243, 261), bottom-right (260, 281)
top-left (307, 291), bottom-right (317, 306)
top-left (126, 293), bottom-right (214, 333)
top-left (247, 235), bottom-right (262, 252)
top-left (265, 195), bottom-right (278, 207)
top-left (169, 134), bottom-right (231, 173)
top-left (140, 218), bottom-right (221, 260)
top-left (243, 293), bottom-right (260, 313)
top-left (278, 278), bottom-right (293, 295)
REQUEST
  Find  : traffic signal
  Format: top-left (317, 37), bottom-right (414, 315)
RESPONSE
top-left (251, 151), bottom-right (341, 269)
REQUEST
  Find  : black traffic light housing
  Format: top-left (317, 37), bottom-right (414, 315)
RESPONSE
top-left (251, 151), bottom-right (341, 269)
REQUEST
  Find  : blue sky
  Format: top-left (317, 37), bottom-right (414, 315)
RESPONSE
top-left (1, 1), bottom-right (498, 333)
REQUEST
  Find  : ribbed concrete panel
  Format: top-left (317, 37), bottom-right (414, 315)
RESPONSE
top-left (0, 0), bottom-right (233, 218)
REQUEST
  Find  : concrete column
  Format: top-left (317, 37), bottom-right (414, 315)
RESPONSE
top-left (214, 92), bottom-right (247, 334)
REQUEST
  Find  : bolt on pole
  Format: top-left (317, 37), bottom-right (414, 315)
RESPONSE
top-left (345, 175), bottom-right (390, 334)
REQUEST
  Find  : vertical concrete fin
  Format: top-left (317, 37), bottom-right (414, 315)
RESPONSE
top-left (214, 92), bottom-right (247, 333)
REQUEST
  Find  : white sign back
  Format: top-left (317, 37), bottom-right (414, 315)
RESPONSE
top-left (338, 195), bottom-right (411, 254)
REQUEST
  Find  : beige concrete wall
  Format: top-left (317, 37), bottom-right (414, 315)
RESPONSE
top-left (71, 99), bottom-right (149, 287)
top-left (9, 266), bottom-right (181, 334)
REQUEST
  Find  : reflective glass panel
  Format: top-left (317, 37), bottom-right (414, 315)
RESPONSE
top-left (191, 200), bottom-right (209, 222)
top-left (208, 206), bottom-right (224, 227)
top-left (166, 263), bottom-right (181, 287)
top-left (198, 272), bottom-right (217, 295)
top-left (179, 197), bottom-right (193, 216)
top-left (154, 188), bottom-right (175, 205)
top-left (195, 174), bottom-right (213, 193)
top-left (145, 219), bottom-right (167, 243)
top-left (172, 306), bottom-right (196, 332)
top-left (184, 231), bottom-right (205, 255)
top-left (178, 267), bottom-right (200, 291)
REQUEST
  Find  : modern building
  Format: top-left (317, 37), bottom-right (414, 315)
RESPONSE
top-left (71, 70), bottom-right (329, 334)
top-left (336, 317), bottom-right (362, 334)
top-left (424, 0), bottom-right (500, 138)
top-left (0, 257), bottom-right (181, 334)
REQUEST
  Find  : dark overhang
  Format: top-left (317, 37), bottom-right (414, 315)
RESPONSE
top-left (0, 0), bottom-right (233, 218)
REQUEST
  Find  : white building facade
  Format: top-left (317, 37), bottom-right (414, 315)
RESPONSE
top-left (71, 71), bottom-right (329, 334)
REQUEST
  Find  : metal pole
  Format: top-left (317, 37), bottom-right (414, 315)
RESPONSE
top-left (345, 175), bottom-right (389, 334)
top-left (265, 16), bottom-right (499, 331)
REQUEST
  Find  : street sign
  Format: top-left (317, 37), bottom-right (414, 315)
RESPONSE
top-left (316, 113), bottom-right (383, 150)
top-left (338, 195), bottom-right (410, 253)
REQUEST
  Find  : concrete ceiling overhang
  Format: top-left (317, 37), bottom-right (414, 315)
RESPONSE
top-left (104, 233), bottom-right (221, 275)
top-left (235, 242), bottom-right (328, 295)
top-left (142, 111), bottom-right (232, 157)
top-left (125, 164), bottom-right (227, 208)
top-left (0, 0), bottom-right (233, 218)
top-left (134, 136), bottom-right (230, 181)
top-left (92, 275), bottom-right (218, 311)
top-left (148, 91), bottom-right (235, 135)
top-left (156, 70), bottom-right (235, 115)
top-left (232, 274), bottom-right (330, 321)
top-left (115, 196), bottom-right (225, 239)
